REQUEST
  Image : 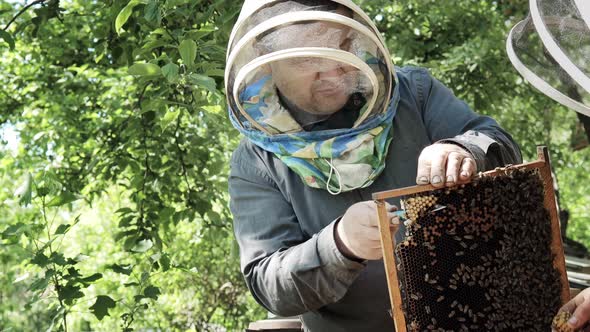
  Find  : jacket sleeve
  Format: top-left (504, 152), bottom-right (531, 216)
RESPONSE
top-left (228, 148), bottom-right (366, 317)
top-left (415, 68), bottom-right (522, 170)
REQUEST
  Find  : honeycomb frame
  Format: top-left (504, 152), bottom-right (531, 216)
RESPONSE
top-left (372, 146), bottom-right (569, 332)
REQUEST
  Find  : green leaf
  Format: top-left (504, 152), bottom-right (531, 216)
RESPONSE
top-left (128, 63), bottom-right (161, 76)
top-left (58, 283), bottom-right (84, 305)
top-left (54, 223), bottom-right (71, 235)
top-left (149, 252), bottom-right (160, 262)
top-left (2, 222), bottom-right (26, 238)
top-left (166, 0), bottom-right (191, 8)
top-left (47, 191), bottom-right (80, 207)
top-left (195, 198), bottom-right (212, 217)
top-left (161, 63), bottom-right (179, 83)
top-left (206, 210), bottom-right (221, 224)
top-left (66, 267), bottom-right (81, 278)
top-left (115, 207), bottom-right (134, 214)
top-left (178, 39), bottom-right (197, 68)
top-left (115, 0), bottom-right (146, 35)
top-left (31, 252), bottom-right (50, 267)
top-left (141, 39), bottom-right (170, 51)
top-left (160, 253), bottom-right (171, 271)
top-left (108, 264), bottom-right (133, 275)
top-left (204, 68), bottom-right (225, 77)
top-left (161, 108), bottom-right (180, 131)
top-left (28, 275), bottom-right (50, 292)
top-left (143, 285), bottom-right (160, 300)
top-left (80, 273), bottom-right (103, 283)
top-left (231, 237), bottom-right (240, 260)
top-left (14, 173), bottom-right (33, 207)
top-left (158, 207), bottom-right (175, 223)
top-left (188, 73), bottom-right (216, 93)
top-left (123, 234), bottom-right (140, 251)
top-left (46, 306), bottom-right (65, 332)
top-left (118, 216), bottom-right (135, 228)
top-left (0, 30), bottom-right (15, 50)
top-left (50, 252), bottom-right (68, 266)
top-left (90, 295), bottom-right (116, 320)
top-left (130, 238), bottom-right (153, 253)
top-left (144, 0), bottom-right (160, 23)
top-left (39, 237), bottom-right (57, 253)
top-left (150, 252), bottom-right (170, 271)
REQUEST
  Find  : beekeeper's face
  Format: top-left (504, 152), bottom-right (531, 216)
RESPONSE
top-left (264, 8), bottom-right (360, 115)
top-left (270, 55), bottom-right (359, 115)
top-left (228, 1), bottom-right (393, 134)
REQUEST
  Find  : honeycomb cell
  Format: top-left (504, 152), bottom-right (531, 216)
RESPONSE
top-left (552, 312), bottom-right (576, 332)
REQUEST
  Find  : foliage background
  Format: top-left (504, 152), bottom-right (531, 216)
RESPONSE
top-left (0, 0), bottom-right (588, 331)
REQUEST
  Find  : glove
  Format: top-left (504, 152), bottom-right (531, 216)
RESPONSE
top-left (334, 201), bottom-right (400, 260)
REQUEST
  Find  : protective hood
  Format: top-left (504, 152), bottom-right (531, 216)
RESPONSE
top-left (225, 0), bottom-right (398, 194)
top-left (507, 0), bottom-right (590, 116)
top-left (225, 0), bottom-right (395, 134)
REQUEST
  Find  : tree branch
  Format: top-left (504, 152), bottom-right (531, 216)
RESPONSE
top-left (3, 0), bottom-right (47, 31)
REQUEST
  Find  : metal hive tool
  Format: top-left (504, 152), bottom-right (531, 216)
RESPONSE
top-left (372, 147), bottom-right (570, 332)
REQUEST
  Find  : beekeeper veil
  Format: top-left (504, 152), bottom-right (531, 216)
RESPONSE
top-left (225, 0), bottom-right (397, 194)
top-left (507, 0), bottom-right (590, 115)
top-left (225, 0), bottom-right (394, 134)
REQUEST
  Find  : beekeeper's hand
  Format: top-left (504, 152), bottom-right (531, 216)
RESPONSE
top-left (555, 288), bottom-right (590, 331)
top-left (416, 143), bottom-right (477, 188)
top-left (334, 201), bottom-right (400, 261)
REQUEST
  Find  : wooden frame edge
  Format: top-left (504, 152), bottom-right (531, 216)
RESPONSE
top-left (374, 145), bottom-right (569, 332)
top-left (537, 147), bottom-right (570, 304)
top-left (372, 160), bottom-right (546, 201)
top-left (376, 201), bottom-right (406, 332)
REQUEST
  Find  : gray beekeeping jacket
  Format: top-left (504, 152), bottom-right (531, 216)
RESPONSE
top-left (229, 66), bottom-right (522, 332)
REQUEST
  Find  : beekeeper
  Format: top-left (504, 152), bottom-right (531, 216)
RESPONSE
top-left (226, 1), bottom-right (521, 330)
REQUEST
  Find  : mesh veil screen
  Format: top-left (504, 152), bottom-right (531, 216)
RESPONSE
top-left (395, 169), bottom-right (562, 331)
top-left (507, 0), bottom-right (590, 115)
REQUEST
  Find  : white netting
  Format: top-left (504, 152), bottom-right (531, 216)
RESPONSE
top-left (225, 0), bottom-right (393, 134)
top-left (507, 0), bottom-right (590, 116)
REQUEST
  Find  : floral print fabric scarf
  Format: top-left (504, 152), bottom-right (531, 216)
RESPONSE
top-left (229, 74), bottom-right (399, 194)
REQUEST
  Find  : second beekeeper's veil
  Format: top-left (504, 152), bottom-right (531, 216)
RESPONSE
top-left (507, 0), bottom-right (590, 115)
top-left (225, 0), bottom-right (394, 134)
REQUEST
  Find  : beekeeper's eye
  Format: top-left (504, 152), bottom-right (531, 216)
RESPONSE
top-left (286, 57), bottom-right (317, 70)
